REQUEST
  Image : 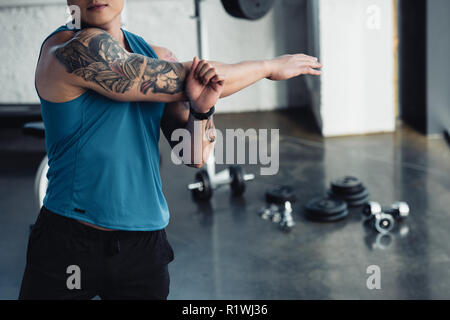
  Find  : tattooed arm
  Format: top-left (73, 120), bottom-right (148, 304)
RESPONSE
top-left (159, 48), bottom-right (217, 168)
top-left (50, 28), bottom-right (188, 103)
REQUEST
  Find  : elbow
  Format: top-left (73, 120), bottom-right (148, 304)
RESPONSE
top-left (186, 163), bottom-right (205, 169)
top-left (185, 151), bottom-right (209, 169)
top-left (185, 155), bottom-right (207, 169)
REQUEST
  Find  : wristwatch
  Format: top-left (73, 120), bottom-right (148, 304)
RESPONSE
top-left (190, 104), bottom-right (215, 120)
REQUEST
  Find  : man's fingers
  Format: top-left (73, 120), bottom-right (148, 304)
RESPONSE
top-left (309, 61), bottom-right (323, 69)
top-left (297, 53), bottom-right (319, 61)
top-left (198, 63), bottom-right (214, 79)
top-left (195, 60), bottom-right (208, 79)
top-left (210, 74), bottom-right (226, 83)
top-left (202, 69), bottom-right (220, 84)
top-left (194, 59), bottom-right (206, 79)
top-left (306, 67), bottom-right (322, 76)
top-left (299, 57), bottom-right (321, 67)
top-left (190, 56), bottom-right (199, 79)
top-left (210, 80), bottom-right (225, 92)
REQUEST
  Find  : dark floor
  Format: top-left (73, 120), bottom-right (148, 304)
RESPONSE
top-left (1, 108), bottom-right (450, 299)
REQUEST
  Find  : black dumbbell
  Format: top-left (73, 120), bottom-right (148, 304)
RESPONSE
top-left (188, 166), bottom-right (255, 202)
top-left (363, 201), bottom-right (410, 221)
top-left (362, 201), bottom-right (382, 219)
top-left (362, 201), bottom-right (395, 234)
top-left (384, 202), bottom-right (410, 220)
top-left (260, 186), bottom-right (296, 232)
top-left (189, 170), bottom-right (213, 201)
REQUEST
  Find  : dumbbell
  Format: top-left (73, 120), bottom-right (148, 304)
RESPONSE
top-left (363, 201), bottom-right (410, 221)
top-left (362, 201), bottom-right (395, 234)
top-left (188, 165), bottom-right (255, 201)
top-left (384, 202), bottom-right (410, 220)
top-left (260, 185), bottom-right (296, 232)
top-left (280, 201), bottom-right (296, 231)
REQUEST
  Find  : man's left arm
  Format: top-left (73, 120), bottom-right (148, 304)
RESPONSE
top-left (158, 46), bottom-right (322, 152)
top-left (158, 49), bottom-right (191, 149)
top-left (180, 53), bottom-right (322, 98)
top-left (159, 49), bottom-right (217, 168)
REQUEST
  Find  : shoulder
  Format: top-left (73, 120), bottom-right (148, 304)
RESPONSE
top-left (36, 28), bottom-right (106, 102)
top-left (148, 44), bottom-right (179, 62)
top-left (43, 27), bottom-right (106, 51)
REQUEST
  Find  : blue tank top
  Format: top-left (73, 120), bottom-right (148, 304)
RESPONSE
top-left (39, 25), bottom-right (169, 231)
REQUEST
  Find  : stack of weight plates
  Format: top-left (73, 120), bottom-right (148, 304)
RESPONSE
top-left (327, 176), bottom-right (370, 207)
top-left (265, 185), bottom-right (297, 205)
top-left (304, 198), bottom-right (349, 222)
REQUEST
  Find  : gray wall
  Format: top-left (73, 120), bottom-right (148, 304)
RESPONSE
top-left (399, 0), bottom-right (450, 135)
top-left (0, 0), bottom-right (310, 113)
top-left (426, 0), bottom-right (450, 135)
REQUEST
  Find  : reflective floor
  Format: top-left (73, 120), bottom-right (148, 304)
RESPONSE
top-left (1, 108), bottom-right (449, 299)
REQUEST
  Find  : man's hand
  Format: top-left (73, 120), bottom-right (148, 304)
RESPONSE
top-left (186, 57), bottom-right (226, 113)
top-left (265, 54), bottom-right (322, 80)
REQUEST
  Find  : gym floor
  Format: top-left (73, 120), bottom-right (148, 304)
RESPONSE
top-left (1, 108), bottom-right (449, 299)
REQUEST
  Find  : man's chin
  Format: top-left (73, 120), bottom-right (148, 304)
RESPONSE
top-left (81, 17), bottom-right (115, 28)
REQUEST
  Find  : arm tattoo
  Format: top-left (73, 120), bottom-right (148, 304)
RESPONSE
top-left (54, 29), bottom-right (186, 95)
top-left (204, 116), bottom-right (216, 143)
top-left (140, 60), bottom-right (185, 95)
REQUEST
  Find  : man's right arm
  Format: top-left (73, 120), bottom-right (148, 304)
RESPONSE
top-left (50, 27), bottom-right (189, 103)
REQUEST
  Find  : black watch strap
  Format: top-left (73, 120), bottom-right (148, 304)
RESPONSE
top-left (190, 105), bottom-right (215, 120)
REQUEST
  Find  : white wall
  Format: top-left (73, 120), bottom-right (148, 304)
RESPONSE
top-left (308, 0), bottom-right (396, 136)
top-left (0, 0), bottom-right (310, 113)
top-left (0, 4), bottom-right (67, 104)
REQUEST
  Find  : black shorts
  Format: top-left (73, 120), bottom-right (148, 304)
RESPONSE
top-left (19, 206), bottom-right (174, 300)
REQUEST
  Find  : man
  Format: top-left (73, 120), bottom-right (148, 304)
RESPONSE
top-left (19, 0), bottom-right (322, 299)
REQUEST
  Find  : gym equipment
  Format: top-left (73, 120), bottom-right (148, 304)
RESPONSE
top-left (190, 170), bottom-right (213, 201)
top-left (362, 201), bottom-right (382, 218)
top-left (367, 212), bottom-right (395, 234)
top-left (331, 176), bottom-right (364, 194)
top-left (328, 176), bottom-right (370, 207)
top-left (260, 204), bottom-right (281, 222)
top-left (221, 0), bottom-right (275, 20)
top-left (362, 201), bottom-right (397, 234)
top-left (229, 165), bottom-right (246, 196)
top-left (259, 185), bottom-right (296, 231)
top-left (188, 165), bottom-right (255, 201)
top-left (362, 201), bottom-right (410, 221)
top-left (385, 202), bottom-right (410, 220)
top-left (304, 197), bottom-right (349, 222)
top-left (265, 185), bottom-right (297, 205)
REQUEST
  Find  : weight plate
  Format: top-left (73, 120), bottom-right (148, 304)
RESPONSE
top-left (221, 0), bottom-right (275, 20)
top-left (265, 185), bottom-right (296, 205)
top-left (229, 165), bottom-right (246, 196)
top-left (305, 197), bottom-right (347, 216)
top-left (346, 195), bottom-right (371, 207)
top-left (327, 187), bottom-right (369, 201)
top-left (305, 209), bottom-right (349, 222)
top-left (373, 213), bottom-right (395, 234)
top-left (331, 176), bottom-right (364, 195)
top-left (192, 170), bottom-right (213, 201)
